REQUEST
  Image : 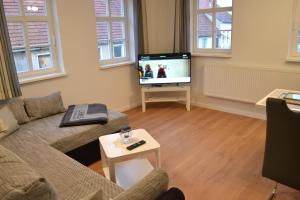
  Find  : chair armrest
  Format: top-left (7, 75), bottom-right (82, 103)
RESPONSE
top-left (113, 169), bottom-right (169, 200)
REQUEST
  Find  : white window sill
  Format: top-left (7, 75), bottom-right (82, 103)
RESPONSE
top-left (19, 72), bottom-right (67, 85)
top-left (192, 52), bottom-right (232, 58)
top-left (286, 57), bottom-right (300, 62)
top-left (99, 61), bottom-right (135, 69)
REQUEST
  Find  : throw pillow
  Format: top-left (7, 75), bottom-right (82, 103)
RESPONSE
top-left (24, 92), bottom-right (65, 120)
top-left (0, 145), bottom-right (57, 200)
top-left (0, 119), bottom-right (7, 132)
top-left (0, 106), bottom-right (19, 139)
top-left (7, 97), bottom-right (30, 124)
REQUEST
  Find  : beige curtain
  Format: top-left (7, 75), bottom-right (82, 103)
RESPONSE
top-left (174, 0), bottom-right (189, 52)
top-left (137, 0), bottom-right (189, 54)
top-left (0, 0), bottom-right (22, 99)
top-left (137, 0), bottom-right (149, 54)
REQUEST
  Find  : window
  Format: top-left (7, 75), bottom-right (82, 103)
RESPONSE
top-left (192, 0), bottom-right (233, 55)
top-left (288, 0), bottom-right (300, 60)
top-left (3, 0), bottom-right (61, 81)
top-left (94, 0), bottom-right (130, 66)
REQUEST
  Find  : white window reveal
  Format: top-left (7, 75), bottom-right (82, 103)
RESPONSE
top-left (3, 0), bottom-right (63, 81)
top-left (192, 0), bottom-right (233, 56)
top-left (94, 0), bottom-right (130, 66)
top-left (288, 0), bottom-right (300, 61)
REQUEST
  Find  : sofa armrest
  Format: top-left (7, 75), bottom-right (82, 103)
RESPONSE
top-left (113, 169), bottom-right (169, 200)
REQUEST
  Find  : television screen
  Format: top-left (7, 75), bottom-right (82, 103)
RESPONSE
top-left (138, 53), bottom-right (191, 85)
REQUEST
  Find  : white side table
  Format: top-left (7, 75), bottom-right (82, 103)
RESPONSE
top-left (99, 129), bottom-right (161, 189)
top-left (256, 88), bottom-right (300, 111)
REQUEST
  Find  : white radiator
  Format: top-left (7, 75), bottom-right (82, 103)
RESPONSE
top-left (204, 64), bottom-right (300, 103)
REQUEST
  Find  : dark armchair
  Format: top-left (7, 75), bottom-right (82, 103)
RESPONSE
top-left (263, 98), bottom-right (300, 199)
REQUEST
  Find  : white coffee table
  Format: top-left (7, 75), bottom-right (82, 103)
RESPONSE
top-left (99, 129), bottom-right (161, 189)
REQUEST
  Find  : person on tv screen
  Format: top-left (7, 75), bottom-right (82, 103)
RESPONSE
top-left (138, 66), bottom-right (144, 79)
top-left (144, 64), bottom-right (153, 78)
top-left (157, 64), bottom-right (167, 78)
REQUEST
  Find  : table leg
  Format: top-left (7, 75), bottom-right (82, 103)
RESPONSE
top-left (108, 161), bottom-right (116, 183)
top-left (186, 87), bottom-right (191, 111)
top-left (142, 90), bottom-right (146, 112)
top-left (100, 143), bottom-right (107, 168)
top-left (101, 143), bottom-right (115, 182)
top-left (155, 149), bottom-right (161, 168)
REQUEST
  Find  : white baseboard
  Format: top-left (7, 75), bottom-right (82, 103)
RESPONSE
top-left (192, 101), bottom-right (266, 120)
top-left (116, 102), bottom-right (141, 112)
top-left (114, 101), bottom-right (266, 120)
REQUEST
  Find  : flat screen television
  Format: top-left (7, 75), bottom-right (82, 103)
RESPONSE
top-left (138, 53), bottom-right (191, 85)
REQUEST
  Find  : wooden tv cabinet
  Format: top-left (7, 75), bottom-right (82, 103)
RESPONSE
top-left (141, 85), bottom-right (191, 112)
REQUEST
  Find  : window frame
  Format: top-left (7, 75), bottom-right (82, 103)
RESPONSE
top-left (5, 0), bottom-right (62, 81)
top-left (191, 0), bottom-right (233, 56)
top-left (95, 0), bottom-right (131, 67)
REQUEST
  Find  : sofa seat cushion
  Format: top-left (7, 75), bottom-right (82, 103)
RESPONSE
top-left (81, 190), bottom-right (103, 200)
top-left (0, 145), bottom-right (57, 200)
top-left (19, 110), bottom-right (129, 153)
top-left (0, 130), bottom-right (124, 200)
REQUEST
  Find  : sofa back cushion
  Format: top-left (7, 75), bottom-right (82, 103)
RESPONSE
top-left (24, 92), bottom-right (65, 120)
top-left (0, 106), bottom-right (19, 139)
top-left (0, 145), bottom-right (57, 200)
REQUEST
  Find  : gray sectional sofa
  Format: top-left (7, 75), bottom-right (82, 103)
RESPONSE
top-left (0, 95), bottom-right (169, 200)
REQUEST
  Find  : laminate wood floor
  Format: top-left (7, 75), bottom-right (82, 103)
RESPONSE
top-left (89, 103), bottom-right (300, 200)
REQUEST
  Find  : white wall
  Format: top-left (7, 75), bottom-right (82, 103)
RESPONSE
top-left (143, 0), bottom-right (300, 119)
top-left (21, 0), bottom-right (300, 119)
top-left (20, 0), bottom-right (140, 111)
top-left (190, 0), bottom-right (300, 119)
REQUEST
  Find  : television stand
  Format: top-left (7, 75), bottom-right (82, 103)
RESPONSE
top-left (141, 85), bottom-right (190, 112)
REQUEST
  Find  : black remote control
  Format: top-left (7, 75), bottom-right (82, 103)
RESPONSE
top-left (127, 140), bottom-right (146, 150)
